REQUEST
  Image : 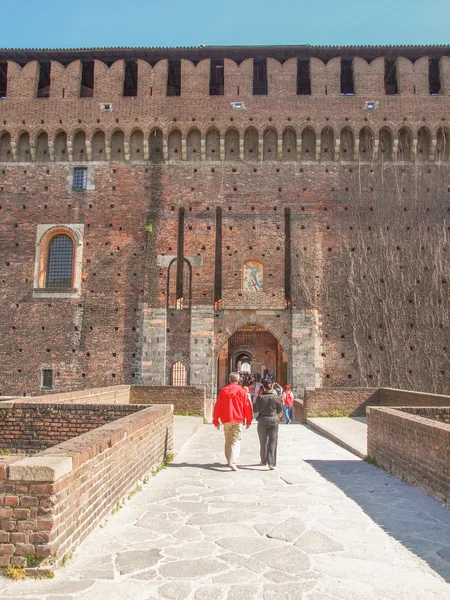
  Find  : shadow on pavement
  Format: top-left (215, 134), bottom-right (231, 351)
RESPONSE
top-left (306, 459), bottom-right (450, 583)
top-left (167, 462), bottom-right (264, 472)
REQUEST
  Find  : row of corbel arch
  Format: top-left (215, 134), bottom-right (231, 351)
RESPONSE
top-left (0, 124), bottom-right (448, 162)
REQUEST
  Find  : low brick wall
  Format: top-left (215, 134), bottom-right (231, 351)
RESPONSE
top-left (12, 384), bottom-right (209, 417)
top-left (301, 387), bottom-right (450, 422)
top-left (303, 388), bottom-right (378, 421)
top-left (367, 406), bottom-right (450, 505)
top-left (12, 385), bottom-right (131, 406)
top-left (377, 388), bottom-right (450, 408)
top-left (0, 404), bottom-right (173, 570)
top-left (0, 403), bottom-right (143, 454)
top-left (130, 385), bottom-right (207, 416)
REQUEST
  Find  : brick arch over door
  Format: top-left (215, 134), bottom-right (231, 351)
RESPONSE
top-left (215, 317), bottom-right (291, 358)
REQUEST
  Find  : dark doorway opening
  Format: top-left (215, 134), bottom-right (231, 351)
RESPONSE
top-left (217, 324), bottom-right (288, 392)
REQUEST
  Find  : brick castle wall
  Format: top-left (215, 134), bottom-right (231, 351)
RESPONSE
top-left (0, 403), bottom-right (173, 570)
top-left (0, 47), bottom-right (448, 397)
top-left (367, 406), bottom-right (450, 505)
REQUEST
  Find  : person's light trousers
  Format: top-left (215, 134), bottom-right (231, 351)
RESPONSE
top-left (223, 422), bottom-right (242, 465)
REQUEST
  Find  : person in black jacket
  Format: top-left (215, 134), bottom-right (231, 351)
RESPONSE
top-left (254, 379), bottom-right (282, 470)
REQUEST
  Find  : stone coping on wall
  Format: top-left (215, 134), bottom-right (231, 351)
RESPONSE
top-left (7, 384), bottom-right (209, 416)
top-left (0, 403), bottom-right (173, 572)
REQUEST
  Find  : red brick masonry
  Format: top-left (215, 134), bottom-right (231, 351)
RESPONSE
top-left (0, 403), bottom-right (173, 570)
top-left (294, 387), bottom-right (450, 422)
top-left (367, 406), bottom-right (450, 506)
top-left (6, 384), bottom-right (208, 416)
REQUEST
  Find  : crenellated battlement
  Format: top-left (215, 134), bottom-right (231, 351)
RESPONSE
top-left (1, 45), bottom-right (450, 100)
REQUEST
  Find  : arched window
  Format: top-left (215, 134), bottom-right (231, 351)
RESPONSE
top-left (17, 132), bottom-right (31, 162)
top-left (320, 127), bottom-right (335, 161)
top-left (0, 132), bottom-right (12, 162)
top-left (72, 131), bottom-right (86, 162)
top-left (243, 260), bottom-right (263, 292)
top-left (398, 127), bottom-right (412, 161)
top-left (263, 128), bottom-right (277, 160)
top-left (111, 130), bottom-right (125, 161)
top-left (187, 129), bottom-right (201, 160)
top-left (168, 129), bottom-right (182, 160)
top-left (301, 128), bottom-right (316, 160)
top-left (417, 127), bottom-right (431, 161)
top-left (340, 127), bottom-right (354, 160)
top-left (436, 127), bottom-right (450, 161)
top-left (36, 132), bottom-right (49, 162)
top-left (130, 129), bottom-right (144, 160)
top-left (225, 128), bottom-right (239, 160)
top-left (359, 127), bottom-right (374, 160)
top-left (282, 128), bottom-right (296, 160)
top-left (379, 127), bottom-right (393, 162)
top-left (54, 132), bottom-right (67, 162)
top-left (206, 128), bottom-right (220, 160)
top-left (149, 128), bottom-right (163, 161)
top-left (91, 131), bottom-right (105, 161)
top-left (244, 127), bottom-right (259, 160)
top-left (45, 234), bottom-right (74, 289)
top-left (172, 361), bottom-right (187, 386)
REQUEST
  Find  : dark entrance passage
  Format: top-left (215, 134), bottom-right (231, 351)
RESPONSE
top-left (217, 324), bottom-right (288, 392)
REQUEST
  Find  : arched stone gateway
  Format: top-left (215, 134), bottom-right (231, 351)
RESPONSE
top-left (216, 324), bottom-right (289, 392)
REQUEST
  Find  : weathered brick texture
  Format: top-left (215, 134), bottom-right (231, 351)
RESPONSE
top-left (0, 45), bottom-right (448, 398)
top-left (7, 384), bottom-right (208, 416)
top-left (130, 385), bottom-right (207, 415)
top-left (0, 402), bottom-right (144, 453)
top-left (301, 387), bottom-right (450, 421)
top-left (367, 406), bottom-right (450, 505)
top-left (0, 403), bottom-right (173, 570)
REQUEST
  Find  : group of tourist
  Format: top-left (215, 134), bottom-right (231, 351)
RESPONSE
top-left (212, 372), bottom-right (294, 471)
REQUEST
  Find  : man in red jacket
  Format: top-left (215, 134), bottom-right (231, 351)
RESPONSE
top-left (213, 372), bottom-right (253, 471)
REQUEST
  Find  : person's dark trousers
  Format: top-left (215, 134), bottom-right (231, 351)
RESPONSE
top-left (257, 419), bottom-right (279, 466)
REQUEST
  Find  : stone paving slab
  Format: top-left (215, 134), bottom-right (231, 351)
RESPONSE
top-left (307, 417), bottom-right (367, 458)
top-left (1, 423), bottom-right (449, 599)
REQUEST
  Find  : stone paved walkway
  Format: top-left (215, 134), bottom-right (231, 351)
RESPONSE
top-left (1, 423), bottom-right (450, 599)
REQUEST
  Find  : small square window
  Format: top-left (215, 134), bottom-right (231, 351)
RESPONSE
top-left (41, 368), bottom-right (53, 389)
top-left (73, 167), bottom-right (88, 190)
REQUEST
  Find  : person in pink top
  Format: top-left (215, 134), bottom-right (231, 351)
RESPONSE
top-left (281, 384), bottom-right (294, 424)
top-left (213, 372), bottom-right (253, 471)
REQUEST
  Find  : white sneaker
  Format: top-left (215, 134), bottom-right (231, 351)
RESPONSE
top-left (229, 463), bottom-right (238, 471)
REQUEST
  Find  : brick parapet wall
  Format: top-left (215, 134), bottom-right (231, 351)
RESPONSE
top-left (11, 386), bottom-right (131, 406)
top-left (301, 387), bottom-right (450, 422)
top-left (10, 384), bottom-right (209, 416)
top-left (0, 404), bottom-right (173, 570)
top-left (377, 388), bottom-right (450, 407)
top-left (130, 385), bottom-right (207, 416)
top-left (398, 406), bottom-right (450, 424)
top-left (0, 402), bottom-right (144, 453)
top-left (303, 388), bottom-right (379, 420)
top-left (367, 407), bottom-right (450, 505)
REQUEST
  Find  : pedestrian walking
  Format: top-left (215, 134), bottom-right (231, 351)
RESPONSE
top-left (282, 384), bottom-right (294, 424)
top-left (213, 372), bottom-right (253, 471)
top-left (254, 380), bottom-right (282, 470)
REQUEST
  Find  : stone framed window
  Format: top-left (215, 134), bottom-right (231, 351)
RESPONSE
top-left (67, 165), bottom-right (95, 192)
top-left (172, 361), bottom-right (188, 386)
top-left (33, 224), bottom-right (84, 298)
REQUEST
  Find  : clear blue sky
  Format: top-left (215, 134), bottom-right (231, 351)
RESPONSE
top-left (2, 0), bottom-right (449, 49)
